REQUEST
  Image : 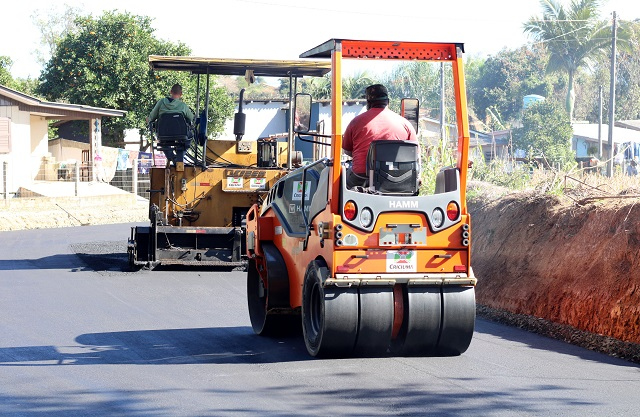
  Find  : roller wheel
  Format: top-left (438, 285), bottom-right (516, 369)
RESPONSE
top-left (247, 258), bottom-right (298, 336)
top-left (437, 286), bottom-right (475, 355)
top-left (354, 287), bottom-right (394, 356)
top-left (395, 286), bottom-right (442, 356)
top-left (302, 260), bottom-right (358, 357)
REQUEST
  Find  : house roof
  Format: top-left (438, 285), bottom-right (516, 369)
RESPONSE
top-left (0, 84), bottom-right (127, 120)
top-left (572, 122), bottom-right (640, 144)
top-left (616, 120), bottom-right (640, 131)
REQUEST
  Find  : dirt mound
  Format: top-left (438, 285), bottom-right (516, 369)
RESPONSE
top-left (469, 188), bottom-right (640, 344)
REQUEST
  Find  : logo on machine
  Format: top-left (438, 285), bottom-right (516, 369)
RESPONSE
top-left (292, 181), bottom-right (311, 201)
top-left (250, 178), bottom-right (267, 190)
top-left (226, 176), bottom-right (244, 188)
top-left (386, 250), bottom-right (417, 272)
top-left (389, 200), bottom-right (419, 209)
top-left (225, 169), bottom-right (266, 178)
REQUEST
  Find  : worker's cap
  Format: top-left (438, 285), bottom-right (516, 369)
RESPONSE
top-left (365, 84), bottom-right (389, 102)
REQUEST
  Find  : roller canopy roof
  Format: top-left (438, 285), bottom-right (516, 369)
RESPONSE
top-left (148, 56), bottom-right (331, 77)
top-left (299, 39), bottom-right (465, 61)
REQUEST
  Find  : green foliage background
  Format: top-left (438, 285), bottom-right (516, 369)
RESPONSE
top-left (513, 100), bottom-right (575, 167)
top-left (37, 11), bottom-right (233, 145)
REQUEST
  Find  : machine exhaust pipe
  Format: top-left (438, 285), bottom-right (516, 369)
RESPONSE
top-left (234, 88), bottom-right (246, 141)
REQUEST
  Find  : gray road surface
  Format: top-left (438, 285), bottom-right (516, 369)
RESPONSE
top-left (1, 224), bottom-right (639, 416)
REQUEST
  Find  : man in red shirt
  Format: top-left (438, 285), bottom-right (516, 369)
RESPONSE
top-left (342, 84), bottom-right (418, 188)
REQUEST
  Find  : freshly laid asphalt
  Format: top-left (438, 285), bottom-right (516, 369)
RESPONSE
top-left (1, 224), bottom-right (639, 416)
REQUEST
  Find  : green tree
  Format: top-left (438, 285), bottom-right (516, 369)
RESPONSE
top-left (0, 56), bottom-right (13, 86)
top-left (306, 75), bottom-right (331, 99)
top-left (38, 11), bottom-right (233, 145)
top-left (342, 71), bottom-right (376, 99)
top-left (0, 57), bottom-right (39, 96)
top-left (11, 78), bottom-right (40, 96)
top-left (524, 0), bottom-right (611, 120)
top-left (609, 19), bottom-right (640, 120)
top-left (513, 100), bottom-right (574, 166)
top-left (277, 75), bottom-right (332, 100)
top-left (384, 62), bottom-right (441, 117)
top-left (469, 45), bottom-right (562, 129)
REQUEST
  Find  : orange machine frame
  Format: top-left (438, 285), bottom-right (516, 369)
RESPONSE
top-left (248, 39), bottom-right (474, 309)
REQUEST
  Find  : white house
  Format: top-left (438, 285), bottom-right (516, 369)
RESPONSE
top-left (0, 84), bottom-right (126, 197)
top-left (572, 122), bottom-right (640, 160)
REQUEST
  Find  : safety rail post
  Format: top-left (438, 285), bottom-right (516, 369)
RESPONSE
top-left (75, 162), bottom-right (80, 197)
top-left (132, 159), bottom-right (138, 198)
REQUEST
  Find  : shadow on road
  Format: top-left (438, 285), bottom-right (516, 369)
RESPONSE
top-left (0, 326), bottom-right (309, 366)
top-left (0, 254), bottom-right (91, 271)
top-left (0, 243), bottom-right (241, 273)
top-left (475, 318), bottom-right (640, 368)
top-left (0, 240), bottom-right (130, 272)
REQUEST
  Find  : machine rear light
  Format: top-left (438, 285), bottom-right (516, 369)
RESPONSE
top-left (454, 265), bottom-right (467, 272)
top-left (432, 208), bottom-right (445, 228)
top-left (446, 201), bottom-right (460, 221)
top-left (360, 207), bottom-right (374, 228)
top-left (344, 200), bottom-right (357, 221)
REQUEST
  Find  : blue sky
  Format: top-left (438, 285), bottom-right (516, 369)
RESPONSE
top-left (4, 0), bottom-right (640, 79)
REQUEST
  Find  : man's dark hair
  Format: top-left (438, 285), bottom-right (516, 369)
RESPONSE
top-left (170, 84), bottom-right (183, 95)
top-left (365, 84), bottom-right (389, 108)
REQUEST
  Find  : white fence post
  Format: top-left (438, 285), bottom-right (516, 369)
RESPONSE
top-left (75, 162), bottom-right (80, 197)
top-left (132, 158), bottom-right (138, 198)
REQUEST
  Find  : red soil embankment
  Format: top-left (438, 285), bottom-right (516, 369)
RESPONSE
top-left (470, 192), bottom-right (640, 344)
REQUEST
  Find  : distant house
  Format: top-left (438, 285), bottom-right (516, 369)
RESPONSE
top-left (0, 84), bottom-right (126, 197)
top-left (418, 116), bottom-right (503, 161)
top-left (221, 99), bottom-right (367, 161)
top-left (221, 99), bottom-right (367, 139)
top-left (572, 122), bottom-right (640, 160)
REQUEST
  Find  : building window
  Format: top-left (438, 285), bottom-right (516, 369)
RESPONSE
top-left (0, 117), bottom-right (10, 153)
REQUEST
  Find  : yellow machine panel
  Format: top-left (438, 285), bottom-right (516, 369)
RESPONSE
top-left (149, 140), bottom-right (289, 228)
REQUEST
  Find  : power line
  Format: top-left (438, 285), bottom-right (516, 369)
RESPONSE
top-left (231, 0), bottom-right (640, 23)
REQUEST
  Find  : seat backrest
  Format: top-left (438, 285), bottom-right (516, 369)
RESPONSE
top-left (157, 112), bottom-right (189, 139)
top-left (367, 140), bottom-right (419, 195)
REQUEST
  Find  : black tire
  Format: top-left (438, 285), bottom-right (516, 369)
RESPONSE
top-left (354, 287), bottom-right (394, 356)
top-left (437, 286), bottom-right (475, 355)
top-left (302, 260), bottom-right (358, 357)
top-left (247, 258), bottom-right (298, 336)
top-left (396, 286), bottom-right (442, 356)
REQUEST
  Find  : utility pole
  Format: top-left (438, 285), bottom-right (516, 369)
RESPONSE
top-left (598, 85), bottom-right (603, 159)
top-left (439, 62), bottom-right (446, 149)
top-left (607, 11), bottom-right (617, 177)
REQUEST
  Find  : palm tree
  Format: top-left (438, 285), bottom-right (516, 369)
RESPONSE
top-left (342, 71), bottom-right (375, 100)
top-left (307, 75), bottom-right (331, 100)
top-left (524, 0), bottom-right (611, 120)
